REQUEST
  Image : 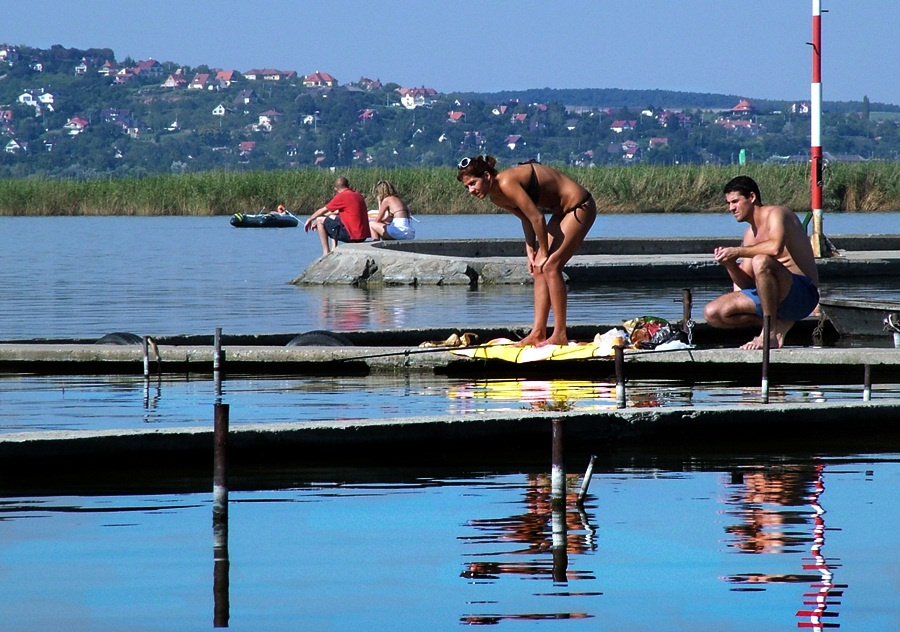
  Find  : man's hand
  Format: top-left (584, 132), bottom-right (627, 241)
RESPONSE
top-left (713, 246), bottom-right (740, 264)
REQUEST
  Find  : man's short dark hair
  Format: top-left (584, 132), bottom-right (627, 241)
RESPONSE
top-left (724, 175), bottom-right (762, 204)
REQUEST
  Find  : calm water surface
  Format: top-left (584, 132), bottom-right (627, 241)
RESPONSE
top-left (1, 455), bottom-right (897, 630)
top-left (1, 372), bottom-right (896, 434)
top-left (3, 213), bottom-right (900, 630)
top-left (2, 213), bottom-right (899, 340)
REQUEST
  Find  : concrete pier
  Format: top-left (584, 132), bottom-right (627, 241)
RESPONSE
top-left (4, 234), bottom-right (900, 478)
top-left (292, 234), bottom-right (900, 286)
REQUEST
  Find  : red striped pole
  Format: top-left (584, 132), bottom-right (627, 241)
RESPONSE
top-left (809, 0), bottom-right (826, 257)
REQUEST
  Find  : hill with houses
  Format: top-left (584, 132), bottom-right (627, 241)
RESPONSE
top-left (0, 43), bottom-right (897, 178)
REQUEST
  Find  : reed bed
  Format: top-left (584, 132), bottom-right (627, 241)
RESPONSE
top-left (0, 163), bottom-right (897, 216)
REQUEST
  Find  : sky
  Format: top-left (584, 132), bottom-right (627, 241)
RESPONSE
top-left (3, 0), bottom-right (898, 106)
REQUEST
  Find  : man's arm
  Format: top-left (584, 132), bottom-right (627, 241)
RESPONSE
top-left (303, 204), bottom-right (332, 231)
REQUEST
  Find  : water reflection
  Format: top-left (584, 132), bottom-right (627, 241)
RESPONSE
top-left (460, 471), bottom-right (599, 624)
top-left (721, 461), bottom-right (845, 629)
top-left (1, 454), bottom-right (897, 629)
top-left (4, 373), bottom-right (899, 435)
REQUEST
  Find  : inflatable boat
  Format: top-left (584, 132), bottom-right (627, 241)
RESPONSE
top-left (230, 210), bottom-right (299, 228)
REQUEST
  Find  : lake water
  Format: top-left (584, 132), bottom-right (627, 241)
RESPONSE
top-left (2, 212), bottom-right (899, 340)
top-left (3, 213), bottom-right (900, 630)
top-left (1, 454), bottom-right (898, 630)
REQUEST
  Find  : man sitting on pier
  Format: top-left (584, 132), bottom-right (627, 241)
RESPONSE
top-left (304, 177), bottom-right (370, 256)
top-left (703, 175), bottom-right (819, 349)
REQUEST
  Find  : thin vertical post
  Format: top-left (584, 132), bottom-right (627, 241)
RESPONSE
top-left (614, 345), bottom-right (626, 408)
top-left (577, 455), bottom-right (597, 506)
top-left (809, 0), bottom-right (826, 257)
top-left (214, 327), bottom-right (223, 371)
top-left (551, 418), bottom-right (565, 506)
top-left (550, 417), bottom-right (567, 583)
top-left (761, 316), bottom-right (771, 403)
top-left (681, 288), bottom-right (693, 334)
top-left (863, 364), bottom-right (871, 401)
top-left (142, 335), bottom-right (150, 378)
top-left (213, 403), bottom-right (229, 520)
top-left (214, 328), bottom-right (223, 398)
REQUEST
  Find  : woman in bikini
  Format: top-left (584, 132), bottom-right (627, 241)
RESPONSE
top-left (369, 180), bottom-right (415, 241)
top-left (457, 155), bottom-right (596, 347)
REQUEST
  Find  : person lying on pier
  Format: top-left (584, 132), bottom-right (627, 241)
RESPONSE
top-left (457, 155), bottom-right (596, 347)
top-left (369, 180), bottom-right (416, 241)
top-left (303, 177), bottom-right (370, 256)
top-left (703, 175), bottom-right (819, 350)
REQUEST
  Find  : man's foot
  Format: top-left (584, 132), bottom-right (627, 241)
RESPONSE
top-left (739, 320), bottom-right (793, 350)
top-left (739, 334), bottom-right (779, 350)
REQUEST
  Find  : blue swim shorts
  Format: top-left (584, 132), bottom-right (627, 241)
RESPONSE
top-left (742, 274), bottom-right (819, 321)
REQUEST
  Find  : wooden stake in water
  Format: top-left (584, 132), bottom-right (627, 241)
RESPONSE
top-left (681, 288), bottom-right (693, 335)
top-left (761, 316), bottom-right (771, 403)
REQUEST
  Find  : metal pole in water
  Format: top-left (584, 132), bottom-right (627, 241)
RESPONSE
top-left (614, 345), bottom-right (626, 408)
top-left (214, 328), bottom-right (224, 398)
top-left (214, 327), bottom-right (223, 371)
top-left (550, 417), bottom-right (568, 583)
top-left (863, 364), bottom-right (871, 401)
top-left (761, 316), bottom-right (771, 403)
top-left (577, 455), bottom-right (597, 506)
top-left (551, 417), bottom-right (565, 505)
top-left (213, 403), bottom-right (229, 521)
top-left (142, 335), bottom-right (150, 378)
top-left (212, 400), bottom-right (230, 627)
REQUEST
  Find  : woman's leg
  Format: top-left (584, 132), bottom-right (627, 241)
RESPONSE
top-left (539, 206), bottom-right (596, 346)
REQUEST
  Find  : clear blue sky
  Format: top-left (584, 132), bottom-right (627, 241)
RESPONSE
top-left (3, 0), bottom-right (897, 105)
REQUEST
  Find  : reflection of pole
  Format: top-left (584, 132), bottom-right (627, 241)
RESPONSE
top-left (551, 418), bottom-right (565, 506)
top-left (213, 507), bottom-right (230, 628)
top-left (614, 345), bottom-right (626, 408)
top-left (863, 364), bottom-right (872, 401)
top-left (796, 463), bottom-right (845, 630)
top-left (213, 402), bottom-right (230, 627)
top-left (550, 417), bottom-right (568, 583)
top-left (761, 316), bottom-right (771, 403)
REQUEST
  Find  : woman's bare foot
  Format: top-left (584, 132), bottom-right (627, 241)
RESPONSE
top-left (536, 333), bottom-right (569, 348)
top-left (514, 332), bottom-right (546, 347)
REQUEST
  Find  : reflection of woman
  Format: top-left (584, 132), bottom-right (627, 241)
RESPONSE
top-left (457, 155), bottom-right (596, 347)
top-left (369, 180), bottom-right (415, 241)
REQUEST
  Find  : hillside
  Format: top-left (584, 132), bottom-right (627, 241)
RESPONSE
top-left (1, 43), bottom-right (898, 179)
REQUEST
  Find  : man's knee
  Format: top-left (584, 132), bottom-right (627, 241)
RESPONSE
top-left (703, 301), bottom-right (722, 324)
top-left (750, 254), bottom-right (779, 275)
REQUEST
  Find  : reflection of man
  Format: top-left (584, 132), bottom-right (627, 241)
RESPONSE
top-left (703, 176), bottom-right (819, 349)
top-left (303, 177), bottom-right (369, 256)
